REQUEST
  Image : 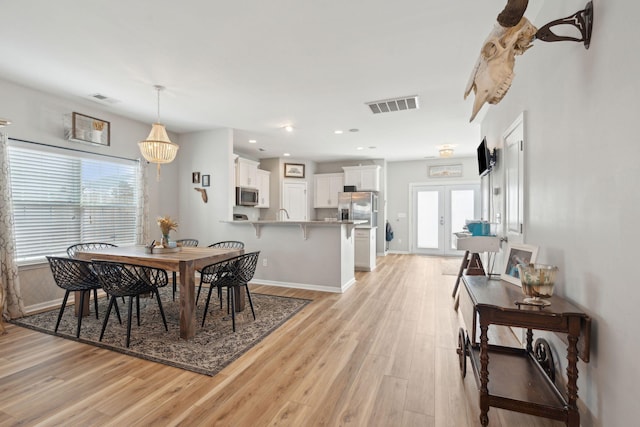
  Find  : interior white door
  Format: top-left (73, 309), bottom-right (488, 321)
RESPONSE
top-left (412, 184), bottom-right (479, 256)
top-left (282, 181), bottom-right (307, 220)
top-left (503, 113), bottom-right (525, 245)
top-left (502, 113), bottom-right (526, 345)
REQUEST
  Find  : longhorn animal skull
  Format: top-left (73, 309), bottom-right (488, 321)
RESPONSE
top-left (464, 17), bottom-right (537, 122)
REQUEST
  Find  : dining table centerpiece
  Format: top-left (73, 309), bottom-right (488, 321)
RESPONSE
top-left (157, 216), bottom-right (178, 247)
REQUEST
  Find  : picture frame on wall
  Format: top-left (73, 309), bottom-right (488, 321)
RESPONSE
top-left (201, 174), bottom-right (210, 187)
top-left (501, 243), bottom-right (539, 286)
top-left (192, 172), bottom-right (200, 183)
top-left (71, 112), bottom-right (110, 146)
top-left (428, 164), bottom-right (463, 178)
top-left (284, 163), bottom-right (305, 178)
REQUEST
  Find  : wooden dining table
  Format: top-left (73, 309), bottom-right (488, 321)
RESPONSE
top-left (75, 245), bottom-right (244, 340)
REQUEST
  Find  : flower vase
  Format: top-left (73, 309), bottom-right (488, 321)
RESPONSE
top-left (91, 130), bottom-right (103, 143)
top-left (161, 234), bottom-right (170, 247)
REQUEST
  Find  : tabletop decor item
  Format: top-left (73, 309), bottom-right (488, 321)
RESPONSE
top-left (501, 243), bottom-right (539, 285)
top-left (517, 263), bottom-right (559, 306)
top-left (157, 216), bottom-right (178, 247)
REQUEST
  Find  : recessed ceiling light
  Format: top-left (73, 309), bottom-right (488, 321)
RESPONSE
top-left (356, 147), bottom-right (364, 151)
top-left (249, 139), bottom-right (257, 144)
top-left (283, 125), bottom-right (294, 132)
top-left (283, 152), bottom-right (291, 157)
top-left (334, 130), bottom-right (343, 134)
top-left (349, 128), bottom-right (359, 133)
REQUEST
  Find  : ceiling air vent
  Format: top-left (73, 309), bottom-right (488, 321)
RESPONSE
top-left (366, 95), bottom-right (419, 114)
top-left (89, 93), bottom-right (120, 104)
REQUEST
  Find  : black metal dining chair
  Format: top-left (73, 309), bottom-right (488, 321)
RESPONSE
top-left (92, 260), bottom-right (169, 348)
top-left (46, 256), bottom-right (105, 338)
top-left (201, 251), bottom-right (260, 332)
top-left (196, 240), bottom-right (245, 304)
top-left (66, 242), bottom-right (117, 258)
top-left (66, 242), bottom-right (119, 302)
top-left (171, 238), bottom-right (199, 300)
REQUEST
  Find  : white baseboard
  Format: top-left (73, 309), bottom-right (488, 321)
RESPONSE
top-left (251, 278), bottom-right (355, 294)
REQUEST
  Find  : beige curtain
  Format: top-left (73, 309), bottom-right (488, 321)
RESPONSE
top-left (136, 159), bottom-right (149, 245)
top-left (0, 132), bottom-right (26, 333)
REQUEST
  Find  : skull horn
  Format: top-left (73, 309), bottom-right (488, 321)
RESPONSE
top-left (497, 0), bottom-right (529, 27)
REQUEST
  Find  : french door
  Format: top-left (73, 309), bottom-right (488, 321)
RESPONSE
top-left (411, 184), bottom-right (480, 256)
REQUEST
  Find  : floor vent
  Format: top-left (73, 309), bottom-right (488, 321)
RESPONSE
top-left (366, 95), bottom-right (419, 114)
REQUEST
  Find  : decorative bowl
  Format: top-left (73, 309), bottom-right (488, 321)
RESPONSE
top-left (517, 264), bottom-right (558, 306)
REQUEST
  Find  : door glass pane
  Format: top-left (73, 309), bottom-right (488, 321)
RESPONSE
top-left (417, 190), bottom-right (439, 249)
top-left (450, 190), bottom-right (475, 249)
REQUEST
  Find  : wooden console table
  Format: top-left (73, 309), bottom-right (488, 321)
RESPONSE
top-left (457, 275), bottom-right (591, 426)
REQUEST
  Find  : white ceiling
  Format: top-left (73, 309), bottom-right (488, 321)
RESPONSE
top-left (0, 0), bottom-right (509, 162)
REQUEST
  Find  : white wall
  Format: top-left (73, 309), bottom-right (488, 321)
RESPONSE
top-left (479, 1), bottom-right (639, 425)
top-left (386, 157), bottom-right (479, 252)
top-left (176, 129), bottom-right (235, 245)
top-left (0, 77), bottom-right (179, 308)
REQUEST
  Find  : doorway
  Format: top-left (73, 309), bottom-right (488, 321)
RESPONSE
top-left (282, 181), bottom-right (308, 220)
top-left (411, 184), bottom-right (480, 256)
top-left (503, 113), bottom-right (525, 245)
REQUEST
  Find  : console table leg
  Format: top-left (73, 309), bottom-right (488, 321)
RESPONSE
top-left (479, 321), bottom-right (490, 426)
top-left (566, 329), bottom-right (580, 427)
top-left (526, 328), bottom-right (534, 353)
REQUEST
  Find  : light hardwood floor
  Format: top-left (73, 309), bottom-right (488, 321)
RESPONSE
top-left (0, 254), bottom-right (563, 426)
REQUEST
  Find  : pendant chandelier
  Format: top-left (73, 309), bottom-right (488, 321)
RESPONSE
top-left (138, 85), bottom-right (179, 179)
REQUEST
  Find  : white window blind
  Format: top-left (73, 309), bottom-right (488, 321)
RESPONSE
top-left (8, 145), bottom-right (139, 263)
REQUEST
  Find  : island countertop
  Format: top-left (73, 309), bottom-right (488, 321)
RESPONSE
top-left (227, 219), bottom-right (367, 225)
top-left (225, 219), bottom-right (367, 239)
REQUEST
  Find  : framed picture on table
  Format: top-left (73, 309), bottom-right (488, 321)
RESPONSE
top-left (501, 243), bottom-right (539, 286)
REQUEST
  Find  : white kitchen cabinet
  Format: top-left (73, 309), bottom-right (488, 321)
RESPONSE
top-left (314, 173), bottom-right (344, 208)
top-left (236, 157), bottom-right (259, 188)
top-left (256, 169), bottom-right (270, 208)
top-left (342, 165), bottom-right (380, 191)
top-left (354, 227), bottom-right (377, 271)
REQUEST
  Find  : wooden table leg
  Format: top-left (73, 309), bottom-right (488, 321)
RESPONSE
top-left (479, 320), bottom-right (490, 427)
top-left (452, 251), bottom-right (470, 298)
top-left (566, 318), bottom-right (582, 427)
top-left (234, 287), bottom-right (246, 312)
top-left (466, 253), bottom-right (486, 275)
top-left (74, 290), bottom-right (90, 317)
top-left (178, 260), bottom-right (196, 340)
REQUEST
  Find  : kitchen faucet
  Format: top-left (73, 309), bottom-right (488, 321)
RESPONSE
top-left (278, 208), bottom-right (290, 220)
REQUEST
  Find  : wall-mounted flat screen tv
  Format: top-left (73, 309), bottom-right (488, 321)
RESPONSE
top-left (477, 138), bottom-right (491, 176)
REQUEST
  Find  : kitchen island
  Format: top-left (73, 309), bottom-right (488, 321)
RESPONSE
top-left (225, 220), bottom-right (365, 293)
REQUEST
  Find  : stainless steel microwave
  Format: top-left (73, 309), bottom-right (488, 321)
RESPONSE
top-left (236, 186), bottom-right (259, 206)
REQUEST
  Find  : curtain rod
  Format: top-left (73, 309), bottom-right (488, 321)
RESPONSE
top-left (8, 137), bottom-right (140, 163)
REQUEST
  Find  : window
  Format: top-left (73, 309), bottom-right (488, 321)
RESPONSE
top-left (8, 144), bottom-right (139, 264)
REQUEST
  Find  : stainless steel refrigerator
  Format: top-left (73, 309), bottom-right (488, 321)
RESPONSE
top-left (338, 191), bottom-right (378, 227)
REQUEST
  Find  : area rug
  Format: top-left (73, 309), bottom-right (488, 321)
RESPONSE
top-left (12, 287), bottom-right (310, 376)
top-left (441, 257), bottom-right (463, 276)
